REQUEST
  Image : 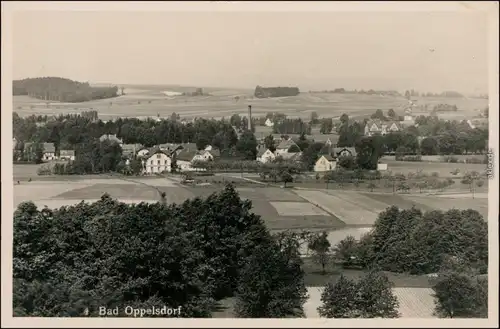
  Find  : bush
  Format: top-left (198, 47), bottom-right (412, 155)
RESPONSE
top-left (36, 165), bottom-right (52, 176)
top-left (443, 155), bottom-right (459, 163)
top-left (465, 157), bottom-right (486, 164)
top-left (395, 155), bottom-right (422, 162)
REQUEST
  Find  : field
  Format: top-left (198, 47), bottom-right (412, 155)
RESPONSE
top-left (379, 158), bottom-right (487, 177)
top-left (12, 84), bottom-right (488, 122)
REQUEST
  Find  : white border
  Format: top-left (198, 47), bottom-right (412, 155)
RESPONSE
top-left (2, 1), bottom-right (498, 328)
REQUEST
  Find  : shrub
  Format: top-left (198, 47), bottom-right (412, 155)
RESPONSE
top-left (443, 155), bottom-right (459, 163)
top-left (465, 157), bottom-right (486, 164)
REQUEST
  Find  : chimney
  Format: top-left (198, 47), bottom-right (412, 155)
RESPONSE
top-left (247, 105), bottom-right (252, 131)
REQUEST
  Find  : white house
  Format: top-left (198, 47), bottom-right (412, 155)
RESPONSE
top-left (42, 143), bottom-right (56, 161)
top-left (176, 149), bottom-right (199, 172)
top-left (314, 154), bottom-right (337, 172)
top-left (143, 150), bottom-right (172, 174)
top-left (275, 138), bottom-right (299, 157)
top-left (257, 148), bottom-right (276, 163)
top-left (364, 120), bottom-right (402, 136)
top-left (59, 150), bottom-right (75, 161)
top-left (265, 118), bottom-right (274, 127)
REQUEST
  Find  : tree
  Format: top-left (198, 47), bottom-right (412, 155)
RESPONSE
top-left (420, 137), bottom-right (439, 155)
top-left (333, 235), bottom-right (359, 268)
top-left (310, 111), bottom-right (319, 124)
top-left (318, 271), bottom-right (399, 318)
top-left (301, 142), bottom-right (325, 170)
top-left (235, 242), bottom-right (308, 318)
top-left (387, 109), bottom-right (396, 119)
top-left (296, 132), bottom-right (310, 151)
top-left (355, 136), bottom-right (384, 170)
top-left (264, 134), bottom-right (276, 152)
top-left (319, 118), bottom-right (333, 134)
top-left (355, 271), bottom-right (400, 318)
top-left (433, 272), bottom-right (488, 318)
top-left (340, 113), bottom-right (349, 125)
top-left (236, 131), bottom-right (258, 160)
top-left (371, 109), bottom-right (387, 121)
top-left (317, 275), bottom-right (358, 318)
top-left (308, 231), bottom-right (332, 274)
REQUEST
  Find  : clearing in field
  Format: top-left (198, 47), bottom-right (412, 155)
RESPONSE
top-left (294, 190), bottom-right (377, 226)
top-left (270, 202), bottom-right (329, 216)
top-left (403, 195), bottom-right (488, 218)
top-left (324, 190), bottom-right (391, 215)
top-left (304, 286), bottom-right (436, 318)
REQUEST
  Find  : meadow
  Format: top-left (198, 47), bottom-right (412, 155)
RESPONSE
top-left (13, 84), bottom-right (488, 122)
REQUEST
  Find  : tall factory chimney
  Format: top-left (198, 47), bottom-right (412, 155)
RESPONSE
top-left (247, 105), bottom-right (252, 131)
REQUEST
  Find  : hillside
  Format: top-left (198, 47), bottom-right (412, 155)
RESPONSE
top-left (13, 77), bottom-right (119, 103)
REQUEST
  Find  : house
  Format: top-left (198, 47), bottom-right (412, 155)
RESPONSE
top-left (314, 154), bottom-right (337, 172)
top-left (99, 134), bottom-right (123, 147)
top-left (192, 149), bottom-right (220, 162)
top-left (42, 143), bottom-right (56, 161)
top-left (176, 149), bottom-right (199, 171)
top-left (265, 118), bottom-right (274, 127)
top-left (257, 148), bottom-right (276, 163)
top-left (122, 144), bottom-right (143, 158)
top-left (312, 134), bottom-right (339, 147)
top-left (364, 120), bottom-right (402, 136)
top-left (275, 138), bottom-right (300, 157)
top-left (332, 147), bottom-right (357, 158)
top-left (143, 149), bottom-right (172, 174)
top-left (59, 150), bottom-right (75, 161)
top-left (280, 151), bottom-right (303, 162)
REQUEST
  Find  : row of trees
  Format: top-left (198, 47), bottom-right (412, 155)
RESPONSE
top-left (13, 77), bottom-right (119, 102)
top-left (272, 118), bottom-right (312, 135)
top-left (310, 89), bottom-right (402, 97)
top-left (254, 85), bottom-right (300, 98)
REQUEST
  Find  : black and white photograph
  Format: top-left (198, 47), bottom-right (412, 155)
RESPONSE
top-left (2, 1), bottom-right (498, 327)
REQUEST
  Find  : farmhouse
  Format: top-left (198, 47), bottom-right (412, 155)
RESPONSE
top-left (257, 148), bottom-right (276, 163)
top-left (59, 150), bottom-right (75, 161)
top-left (99, 134), bottom-right (123, 147)
top-left (176, 149), bottom-right (199, 171)
top-left (192, 149), bottom-right (220, 162)
top-left (364, 120), bottom-right (402, 136)
top-left (314, 154), bottom-right (336, 172)
top-left (42, 143), bottom-right (56, 161)
top-left (143, 149), bottom-right (172, 174)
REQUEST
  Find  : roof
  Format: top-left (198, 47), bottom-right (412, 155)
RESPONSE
top-left (281, 152), bottom-right (302, 161)
top-left (147, 148), bottom-right (170, 159)
top-left (312, 134), bottom-right (339, 144)
top-left (42, 143), bottom-right (55, 153)
top-left (257, 147), bottom-right (273, 157)
top-left (319, 154), bottom-right (335, 161)
top-left (365, 120), bottom-right (402, 131)
top-left (176, 149), bottom-right (198, 162)
top-left (276, 138), bottom-right (298, 150)
top-left (60, 150), bottom-right (75, 156)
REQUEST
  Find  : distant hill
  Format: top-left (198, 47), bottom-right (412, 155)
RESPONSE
top-left (13, 77), bottom-right (119, 103)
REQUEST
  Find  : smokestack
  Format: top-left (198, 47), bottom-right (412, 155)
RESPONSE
top-left (247, 105), bottom-right (252, 131)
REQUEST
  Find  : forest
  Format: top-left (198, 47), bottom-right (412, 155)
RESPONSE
top-left (13, 77), bottom-right (119, 103)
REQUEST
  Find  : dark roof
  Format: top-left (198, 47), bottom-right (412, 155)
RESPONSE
top-left (276, 138), bottom-right (298, 150)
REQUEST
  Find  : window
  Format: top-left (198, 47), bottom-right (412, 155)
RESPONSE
top-left (156, 154), bottom-right (161, 159)
top-left (157, 160), bottom-right (160, 165)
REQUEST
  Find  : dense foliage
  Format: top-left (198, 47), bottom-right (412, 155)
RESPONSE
top-left (13, 185), bottom-right (307, 317)
top-left (318, 271), bottom-right (399, 318)
top-left (13, 77), bottom-right (118, 102)
top-left (333, 207), bottom-right (488, 275)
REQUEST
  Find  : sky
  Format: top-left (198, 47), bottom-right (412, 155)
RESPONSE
top-left (11, 10), bottom-right (490, 94)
